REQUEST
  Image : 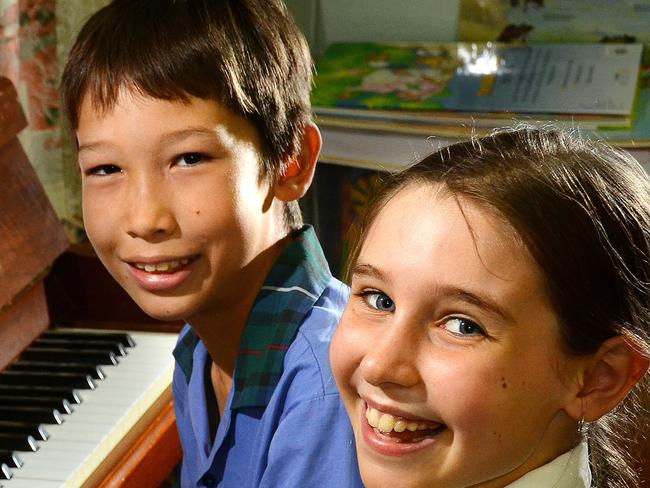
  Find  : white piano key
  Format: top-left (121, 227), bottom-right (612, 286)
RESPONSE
top-left (1, 479), bottom-right (63, 488)
top-left (16, 448), bottom-right (91, 470)
top-left (3, 330), bottom-right (177, 488)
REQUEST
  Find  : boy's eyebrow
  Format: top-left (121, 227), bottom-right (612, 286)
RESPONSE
top-left (161, 127), bottom-right (220, 145)
top-left (77, 127), bottom-right (219, 154)
top-left (78, 140), bottom-right (113, 154)
top-left (352, 262), bottom-right (512, 322)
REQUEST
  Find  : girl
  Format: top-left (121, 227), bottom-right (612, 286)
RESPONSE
top-left (330, 126), bottom-right (650, 488)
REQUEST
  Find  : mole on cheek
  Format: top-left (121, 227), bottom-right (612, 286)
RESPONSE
top-left (196, 210), bottom-right (201, 215)
top-left (501, 377), bottom-right (508, 389)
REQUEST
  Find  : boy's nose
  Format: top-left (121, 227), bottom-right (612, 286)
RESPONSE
top-left (125, 179), bottom-right (178, 240)
top-left (359, 321), bottom-right (421, 389)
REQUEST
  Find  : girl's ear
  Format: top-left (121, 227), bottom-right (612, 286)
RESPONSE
top-left (274, 122), bottom-right (321, 202)
top-left (565, 335), bottom-right (649, 422)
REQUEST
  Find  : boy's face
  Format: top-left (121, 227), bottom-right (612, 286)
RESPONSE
top-left (77, 89), bottom-right (281, 324)
top-left (330, 184), bottom-right (580, 488)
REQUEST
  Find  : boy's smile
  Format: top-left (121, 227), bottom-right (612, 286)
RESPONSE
top-left (330, 184), bottom-right (582, 488)
top-left (126, 254), bottom-right (198, 292)
top-left (77, 89), bottom-right (287, 332)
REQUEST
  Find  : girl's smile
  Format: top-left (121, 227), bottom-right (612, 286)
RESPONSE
top-left (330, 183), bottom-right (581, 488)
top-left (361, 401), bottom-right (447, 456)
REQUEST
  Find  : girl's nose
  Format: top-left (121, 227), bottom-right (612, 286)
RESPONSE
top-left (359, 321), bottom-right (421, 389)
top-left (125, 177), bottom-right (178, 241)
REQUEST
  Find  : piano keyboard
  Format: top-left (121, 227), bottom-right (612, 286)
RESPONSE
top-left (0, 329), bottom-right (177, 488)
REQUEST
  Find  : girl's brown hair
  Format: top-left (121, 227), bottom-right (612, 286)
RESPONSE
top-left (346, 126), bottom-right (650, 488)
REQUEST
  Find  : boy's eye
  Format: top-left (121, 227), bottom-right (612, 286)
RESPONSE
top-left (363, 291), bottom-right (395, 312)
top-left (443, 317), bottom-right (485, 337)
top-left (176, 152), bottom-right (205, 166)
top-left (87, 164), bottom-right (122, 176)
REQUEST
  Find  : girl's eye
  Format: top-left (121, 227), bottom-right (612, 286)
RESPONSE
top-left (87, 164), bottom-right (122, 176)
top-left (176, 152), bottom-right (206, 166)
top-left (443, 317), bottom-right (485, 337)
top-left (363, 291), bottom-right (396, 312)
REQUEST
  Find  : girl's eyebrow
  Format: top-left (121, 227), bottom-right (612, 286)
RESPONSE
top-left (440, 286), bottom-right (514, 323)
top-left (350, 263), bottom-right (386, 281)
top-left (352, 262), bottom-right (512, 322)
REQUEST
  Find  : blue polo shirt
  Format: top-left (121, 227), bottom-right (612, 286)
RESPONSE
top-left (172, 226), bottom-right (363, 487)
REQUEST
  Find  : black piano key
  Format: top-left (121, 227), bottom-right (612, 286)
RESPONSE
top-left (0, 385), bottom-right (81, 404)
top-left (0, 395), bottom-right (73, 415)
top-left (0, 421), bottom-right (49, 441)
top-left (0, 450), bottom-right (23, 468)
top-left (0, 407), bottom-right (63, 425)
top-left (43, 330), bottom-right (136, 348)
top-left (34, 338), bottom-right (127, 357)
top-left (0, 434), bottom-right (38, 452)
top-left (21, 347), bottom-right (118, 366)
top-left (0, 462), bottom-right (12, 480)
top-left (0, 371), bottom-right (95, 390)
top-left (9, 360), bottom-right (105, 380)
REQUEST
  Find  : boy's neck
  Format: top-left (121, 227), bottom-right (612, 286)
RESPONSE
top-left (211, 361), bottom-right (232, 418)
top-left (188, 229), bottom-right (295, 398)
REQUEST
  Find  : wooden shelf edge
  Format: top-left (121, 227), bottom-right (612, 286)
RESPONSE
top-left (97, 395), bottom-right (182, 488)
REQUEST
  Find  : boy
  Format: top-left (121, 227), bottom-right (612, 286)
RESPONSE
top-left (60, 0), bottom-right (363, 486)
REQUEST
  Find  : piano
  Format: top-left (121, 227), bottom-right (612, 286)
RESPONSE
top-left (0, 77), bottom-right (181, 487)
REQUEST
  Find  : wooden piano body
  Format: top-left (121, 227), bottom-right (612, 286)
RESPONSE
top-left (0, 77), bottom-right (181, 487)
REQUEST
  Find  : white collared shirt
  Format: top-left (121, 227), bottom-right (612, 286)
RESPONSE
top-left (506, 442), bottom-right (592, 488)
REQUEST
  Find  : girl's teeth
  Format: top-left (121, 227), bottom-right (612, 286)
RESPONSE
top-left (367, 408), bottom-right (381, 428)
top-left (393, 420), bottom-right (407, 433)
top-left (378, 414), bottom-right (395, 433)
top-left (365, 406), bottom-right (440, 434)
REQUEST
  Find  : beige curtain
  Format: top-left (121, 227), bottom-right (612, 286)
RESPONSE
top-left (0, 0), bottom-right (110, 242)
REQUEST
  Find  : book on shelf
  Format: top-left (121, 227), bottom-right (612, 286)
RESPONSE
top-left (457, 0), bottom-right (650, 64)
top-left (318, 125), bottom-right (650, 174)
top-left (312, 41), bottom-right (643, 137)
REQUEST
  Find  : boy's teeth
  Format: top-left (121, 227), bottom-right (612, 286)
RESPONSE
top-left (135, 259), bottom-right (189, 273)
top-left (365, 406), bottom-right (440, 434)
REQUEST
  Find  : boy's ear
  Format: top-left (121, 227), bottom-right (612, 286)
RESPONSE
top-left (564, 335), bottom-right (649, 422)
top-left (274, 122), bottom-right (322, 202)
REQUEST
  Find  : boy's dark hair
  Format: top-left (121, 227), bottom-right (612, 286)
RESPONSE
top-left (346, 126), bottom-right (650, 488)
top-left (61, 0), bottom-right (313, 230)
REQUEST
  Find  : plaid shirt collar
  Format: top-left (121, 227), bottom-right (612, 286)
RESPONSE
top-left (173, 225), bottom-right (332, 410)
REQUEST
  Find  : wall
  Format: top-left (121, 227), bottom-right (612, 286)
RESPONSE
top-left (285, 0), bottom-right (460, 58)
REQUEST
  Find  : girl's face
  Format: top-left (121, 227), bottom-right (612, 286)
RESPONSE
top-left (330, 184), bottom-right (581, 488)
